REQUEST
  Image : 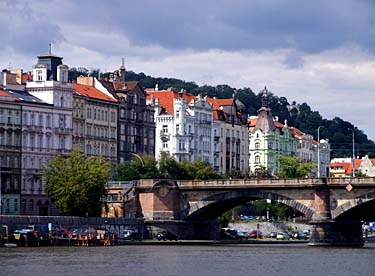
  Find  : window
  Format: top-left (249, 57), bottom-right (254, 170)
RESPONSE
top-left (255, 156), bottom-right (260, 163)
top-left (15, 111), bottom-right (20, 124)
top-left (38, 114), bottom-right (43, 126)
top-left (110, 112), bottom-right (115, 122)
top-left (30, 135), bottom-right (35, 150)
top-left (60, 96), bottom-right (64, 108)
top-left (163, 142), bottom-right (168, 148)
top-left (268, 142), bottom-right (273, 149)
top-left (59, 136), bottom-right (65, 149)
top-left (255, 142), bottom-right (260, 150)
top-left (176, 110), bottom-right (180, 119)
top-left (30, 114), bottom-right (35, 125)
top-left (7, 132), bottom-right (11, 145)
top-left (46, 135), bottom-right (51, 150)
top-left (46, 114), bottom-right (51, 127)
top-left (38, 135), bottom-right (43, 149)
top-left (23, 112), bottom-right (27, 125)
top-left (162, 125), bottom-right (168, 133)
top-left (59, 115), bottom-right (65, 128)
top-left (37, 70), bottom-right (43, 81)
top-left (87, 108), bottom-right (92, 119)
top-left (7, 111), bottom-right (11, 124)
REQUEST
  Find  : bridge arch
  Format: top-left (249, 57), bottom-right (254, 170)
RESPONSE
top-left (186, 189), bottom-right (314, 220)
top-left (332, 192), bottom-right (375, 221)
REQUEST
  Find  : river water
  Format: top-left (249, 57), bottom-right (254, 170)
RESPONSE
top-left (1, 244), bottom-right (374, 276)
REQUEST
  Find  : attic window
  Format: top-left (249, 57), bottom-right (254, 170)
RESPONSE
top-left (37, 70), bottom-right (43, 81)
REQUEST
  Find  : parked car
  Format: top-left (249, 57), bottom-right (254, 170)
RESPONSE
top-left (156, 231), bottom-right (178, 241)
top-left (269, 232), bottom-right (277, 239)
top-left (249, 230), bottom-right (263, 239)
top-left (220, 228), bottom-right (239, 240)
top-left (276, 232), bottom-right (291, 240)
top-left (237, 231), bottom-right (249, 240)
top-left (293, 232), bottom-right (309, 240)
top-left (123, 229), bottom-right (142, 241)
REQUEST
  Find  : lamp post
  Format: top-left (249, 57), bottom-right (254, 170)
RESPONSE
top-left (131, 153), bottom-right (144, 168)
top-left (317, 126), bottom-right (322, 178)
top-left (266, 199), bottom-right (271, 221)
top-left (352, 129), bottom-right (355, 177)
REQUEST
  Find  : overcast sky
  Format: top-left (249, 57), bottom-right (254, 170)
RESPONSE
top-left (1, 0), bottom-right (375, 142)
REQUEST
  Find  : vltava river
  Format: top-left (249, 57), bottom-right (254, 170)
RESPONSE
top-left (1, 244), bottom-right (374, 276)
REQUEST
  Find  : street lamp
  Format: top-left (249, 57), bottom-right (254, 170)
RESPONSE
top-left (266, 199), bottom-right (271, 221)
top-left (317, 126), bottom-right (322, 178)
top-left (131, 153), bottom-right (144, 168)
top-left (352, 129), bottom-right (355, 177)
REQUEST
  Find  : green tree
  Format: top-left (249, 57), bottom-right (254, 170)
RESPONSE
top-left (113, 161), bottom-right (139, 181)
top-left (183, 159), bottom-right (221, 180)
top-left (133, 155), bottom-right (161, 179)
top-left (43, 150), bottom-right (110, 216)
top-left (158, 152), bottom-right (190, 180)
top-left (278, 156), bottom-right (313, 178)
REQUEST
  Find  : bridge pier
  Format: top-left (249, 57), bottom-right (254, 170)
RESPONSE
top-left (309, 185), bottom-right (364, 247)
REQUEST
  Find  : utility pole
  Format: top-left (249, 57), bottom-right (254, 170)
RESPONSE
top-left (317, 126), bottom-right (322, 178)
top-left (352, 129), bottom-right (355, 177)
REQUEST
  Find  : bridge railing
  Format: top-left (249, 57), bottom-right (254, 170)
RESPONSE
top-left (177, 177), bottom-right (375, 187)
top-left (176, 178), bottom-right (319, 187)
top-left (136, 177), bottom-right (375, 188)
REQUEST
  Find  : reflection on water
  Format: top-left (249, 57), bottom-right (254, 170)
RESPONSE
top-left (1, 244), bottom-right (374, 276)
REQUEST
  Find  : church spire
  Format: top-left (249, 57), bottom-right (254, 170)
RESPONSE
top-left (261, 86), bottom-right (269, 108)
top-left (255, 86), bottom-right (275, 132)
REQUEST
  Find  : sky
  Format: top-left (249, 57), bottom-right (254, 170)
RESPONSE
top-left (1, 0), bottom-right (375, 140)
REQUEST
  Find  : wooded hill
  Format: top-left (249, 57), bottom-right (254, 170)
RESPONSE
top-left (69, 68), bottom-right (375, 158)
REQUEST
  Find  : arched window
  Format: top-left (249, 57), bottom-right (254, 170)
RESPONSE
top-left (255, 156), bottom-right (260, 163)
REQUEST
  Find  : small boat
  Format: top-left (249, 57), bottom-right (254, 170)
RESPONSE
top-left (2, 243), bottom-right (18, 248)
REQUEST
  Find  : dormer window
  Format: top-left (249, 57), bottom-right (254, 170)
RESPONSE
top-left (37, 70), bottom-right (43, 81)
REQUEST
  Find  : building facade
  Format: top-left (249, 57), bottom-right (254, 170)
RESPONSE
top-left (0, 90), bottom-right (22, 215)
top-left (73, 78), bottom-right (118, 166)
top-left (208, 97), bottom-right (249, 174)
top-left (98, 65), bottom-right (155, 163)
top-left (147, 88), bottom-right (249, 174)
top-left (248, 88), bottom-right (297, 175)
top-left (23, 53), bottom-right (73, 215)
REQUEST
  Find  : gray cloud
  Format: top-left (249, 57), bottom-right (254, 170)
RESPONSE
top-left (19, 0), bottom-right (375, 56)
top-left (0, 0), bottom-right (64, 55)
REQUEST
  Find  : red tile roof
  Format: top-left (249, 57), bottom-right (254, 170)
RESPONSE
top-left (290, 126), bottom-right (304, 138)
top-left (22, 73), bottom-right (33, 82)
top-left (73, 83), bottom-right (117, 102)
top-left (206, 98), bottom-right (233, 109)
top-left (0, 89), bottom-right (12, 97)
top-left (330, 160), bottom-right (362, 175)
top-left (146, 90), bottom-right (197, 115)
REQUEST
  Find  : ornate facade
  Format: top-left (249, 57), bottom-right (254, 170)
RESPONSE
top-left (249, 88), bottom-right (297, 175)
top-left (73, 78), bottom-right (118, 166)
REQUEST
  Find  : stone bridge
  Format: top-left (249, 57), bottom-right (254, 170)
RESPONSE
top-left (128, 177), bottom-right (375, 246)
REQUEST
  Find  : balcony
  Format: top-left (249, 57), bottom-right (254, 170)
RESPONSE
top-left (160, 131), bottom-right (170, 141)
top-left (54, 127), bottom-right (73, 134)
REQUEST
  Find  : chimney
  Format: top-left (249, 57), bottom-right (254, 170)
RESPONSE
top-left (155, 83), bottom-right (159, 91)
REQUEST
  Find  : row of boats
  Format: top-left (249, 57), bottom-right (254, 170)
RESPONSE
top-left (0, 224), bottom-right (118, 247)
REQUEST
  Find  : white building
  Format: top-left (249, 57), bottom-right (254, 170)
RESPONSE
top-left (147, 88), bottom-right (249, 174)
top-left (23, 52), bottom-right (73, 215)
top-left (147, 89), bottom-right (213, 164)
